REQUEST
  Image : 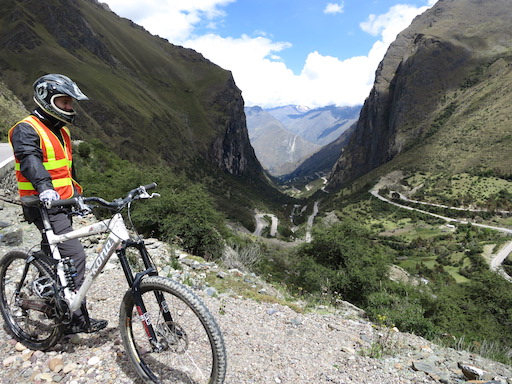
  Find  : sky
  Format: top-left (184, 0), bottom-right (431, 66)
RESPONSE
top-left (101, 0), bottom-right (437, 109)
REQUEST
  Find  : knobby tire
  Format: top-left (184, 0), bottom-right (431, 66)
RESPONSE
top-left (119, 276), bottom-right (227, 384)
top-left (0, 250), bottom-right (64, 350)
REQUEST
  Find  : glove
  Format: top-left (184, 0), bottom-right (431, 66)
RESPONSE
top-left (39, 189), bottom-right (60, 202)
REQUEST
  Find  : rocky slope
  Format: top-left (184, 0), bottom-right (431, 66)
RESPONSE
top-left (0, 184), bottom-right (511, 383)
top-left (328, 0), bottom-right (512, 189)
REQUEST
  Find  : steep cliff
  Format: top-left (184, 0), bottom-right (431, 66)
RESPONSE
top-left (0, 0), bottom-right (262, 179)
top-left (328, 0), bottom-right (512, 189)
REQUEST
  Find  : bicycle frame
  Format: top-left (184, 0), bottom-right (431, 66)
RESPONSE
top-left (40, 203), bottom-right (169, 347)
top-left (43, 212), bottom-right (130, 312)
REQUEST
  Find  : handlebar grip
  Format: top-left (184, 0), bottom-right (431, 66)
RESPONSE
top-left (143, 182), bottom-right (157, 191)
top-left (49, 197), bottom-right (78, 208)
top-left (20, 196), bottom-right (78, 208)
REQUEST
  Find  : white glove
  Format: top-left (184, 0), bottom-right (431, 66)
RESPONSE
top-left (39, 189), bottom-right (60, 202)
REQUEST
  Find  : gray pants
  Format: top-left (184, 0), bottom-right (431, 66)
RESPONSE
top-left (33, 209), bottom-right (88, 320)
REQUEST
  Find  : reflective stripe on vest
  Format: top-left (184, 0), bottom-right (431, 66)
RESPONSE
top-left (8, 116), bottom-right (82, 199)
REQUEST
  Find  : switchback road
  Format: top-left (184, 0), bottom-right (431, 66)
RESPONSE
top-left (370, 189), bottom-right (512, 281)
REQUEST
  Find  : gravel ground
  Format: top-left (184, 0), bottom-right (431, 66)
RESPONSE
top-left (1, 199), bottom-right (512, 384)
top-left (0, 264), bottom-right (439, 384)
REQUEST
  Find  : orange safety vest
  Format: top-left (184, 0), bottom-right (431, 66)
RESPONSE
top-left (8, 115), bottom-right (82, 199)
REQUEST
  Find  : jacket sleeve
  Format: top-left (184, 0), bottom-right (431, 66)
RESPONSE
top-left (10, 122), bottom-right (54, 193)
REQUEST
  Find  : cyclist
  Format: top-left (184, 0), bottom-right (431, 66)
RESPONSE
top-left (8, 74), bottom-right (107, 334)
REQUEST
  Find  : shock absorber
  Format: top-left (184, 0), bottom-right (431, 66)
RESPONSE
top-left (63, 257), bottom-right (78, 291)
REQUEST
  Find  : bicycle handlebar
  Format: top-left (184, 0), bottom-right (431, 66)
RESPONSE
top-left (20, 183), bottom-right (159, 211)
top-left (81, 182), bottom-right (158, 210)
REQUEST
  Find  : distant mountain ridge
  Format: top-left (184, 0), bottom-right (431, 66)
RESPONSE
top-left (266, 105), bottom-right (360, 146)
top-left (246, 104), bottom-right (360, 177)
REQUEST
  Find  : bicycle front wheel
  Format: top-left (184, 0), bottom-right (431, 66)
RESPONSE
top-left (0, 250), bottom-right (63, 350)
top-left (119, 276), bottom-right (227, 384)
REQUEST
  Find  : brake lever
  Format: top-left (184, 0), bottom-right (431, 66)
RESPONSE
top-left (75, 196), bottom-right (93, 216)
top-left (137, 192), bottom-right (161, 200)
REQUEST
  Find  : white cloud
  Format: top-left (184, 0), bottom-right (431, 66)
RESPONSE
top-left (185, 34), bottom-right (374, 108)
top-left (360, 4), bottom-right (426, 39)
top-left (324, 2), bottom-right (345, 15)
top-left (186, 2), bottom-right (433, 108)
top-left (102, 0), bottom-right (434, 108)
top-left (104, 0), bottom-right (235, 42)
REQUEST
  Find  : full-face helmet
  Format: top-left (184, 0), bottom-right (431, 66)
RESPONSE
top-left (33, 74), bottom-right (88, 123)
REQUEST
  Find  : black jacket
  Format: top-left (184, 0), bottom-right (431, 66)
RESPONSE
top-left (10, 108), bottom-right (78, 193)
top-left (10, 108), bottom-right (78, 222)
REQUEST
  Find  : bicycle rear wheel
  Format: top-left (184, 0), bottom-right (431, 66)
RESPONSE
top-left (119, 276), bottom-right (227, 384)
top-left (0, 250), bottom-right (63, 350)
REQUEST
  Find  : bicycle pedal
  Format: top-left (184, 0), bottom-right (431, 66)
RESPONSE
top-left (32, 277), bottom-right (55, 298)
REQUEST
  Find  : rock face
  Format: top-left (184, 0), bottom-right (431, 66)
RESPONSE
top-left (207, 77), bottom-right (260, 176)
top-left (328, 0), bottom-right (512, 189)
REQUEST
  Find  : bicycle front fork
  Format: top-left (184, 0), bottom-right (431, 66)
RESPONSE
top-left (131, 268), bottom-right (174, 352)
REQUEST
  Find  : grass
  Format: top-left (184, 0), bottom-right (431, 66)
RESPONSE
top-left (0, 81), bottom-right (28, 140)
top-left (204, 270), bottom-right (304, 313)
top-left (406, 173), bottom-right (512, 206)
top-left (325, 170), bottom-right (511, 286)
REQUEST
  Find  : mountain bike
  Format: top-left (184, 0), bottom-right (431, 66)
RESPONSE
top-left (0, 183), bottom-right (227, 384)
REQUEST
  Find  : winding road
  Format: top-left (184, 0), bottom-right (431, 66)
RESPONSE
top-left (253, 213), bottom-right (278, 237)
top-left (305, 201), bottom-right (319, 242)
top-left (371, 189), bottom-right (512, 281)
top-left (253, 201), bottom-right (319, 242)
top-left (0, 143), bottom-right (13, 166)
top-left (0, 143), bottom-right (14, 180)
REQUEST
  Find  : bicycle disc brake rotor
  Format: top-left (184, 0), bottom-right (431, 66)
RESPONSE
top-left (156, 321), bottom-right (188, 354)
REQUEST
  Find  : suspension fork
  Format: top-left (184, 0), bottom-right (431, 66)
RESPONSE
top-left (118, 240), bottom-right (174, 346)
top-left (131, 269), bottom-right (164, 349)
top-left (118, 239), bottom-right (173, 321)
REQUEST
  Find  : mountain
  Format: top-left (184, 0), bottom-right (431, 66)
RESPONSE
top-left (245, 106), bottom-right (320, 176)
top-left (0, 0), bottom-right (255, 175)
top-left (280, 124), bottom-right (356, 185)
top-left (0, 0), bottom-right (288, 223)
top-left (266, 105), bottom-right (360, 146)
top-left (328, 0), bottom-right (512, 189)
top-left (246, 104), bottom-right (360, 177)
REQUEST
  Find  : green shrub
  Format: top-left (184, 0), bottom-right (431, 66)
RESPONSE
top-left (366, 284), bottom-right (438, 338)
top-left (75, 140), bottom-right (228, 260)
top-left (295, 219), bottom-right (393, 305)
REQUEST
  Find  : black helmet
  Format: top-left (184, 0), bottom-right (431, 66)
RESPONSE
top-left (33, 74), bottom-right (88, 123)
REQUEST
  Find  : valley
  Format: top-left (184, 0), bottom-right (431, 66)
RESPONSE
top-left (0, 0), bottom-right (512, 370)
top-left (369, 176), bottom-right (512, 281)
top-left (245, 104), bottom-right (360, 180)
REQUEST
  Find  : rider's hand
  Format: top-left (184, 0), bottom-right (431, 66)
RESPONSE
top-left (39, 189), bottom-right (60, 203)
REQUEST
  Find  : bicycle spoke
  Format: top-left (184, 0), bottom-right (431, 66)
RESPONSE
top-left (120, 276), bottom-right (226, 384)
top-left (0, 251), bottom-right (62, 350)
